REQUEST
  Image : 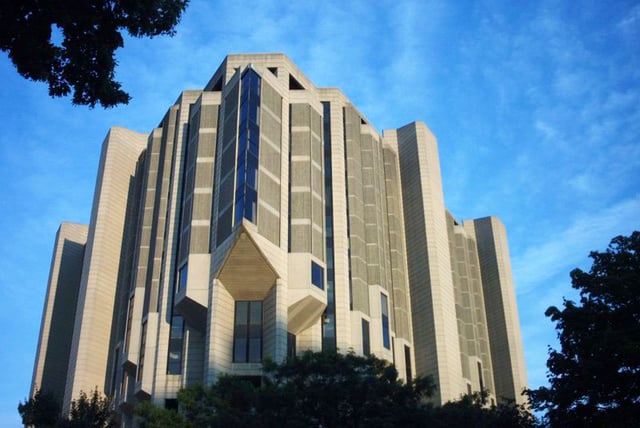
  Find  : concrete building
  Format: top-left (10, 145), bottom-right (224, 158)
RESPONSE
top-left (30, 54), bottom-right (527, 421)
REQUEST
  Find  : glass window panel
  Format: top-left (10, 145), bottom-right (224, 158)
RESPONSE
top-left (245, 187), bottom-right (257, 204)
top-left (382, 316), bottom-right (390, 349)
top-left (220, 144), bottom-right (236, 179)
top-left (235, 301), bottom-right (248, 327)
top-left (171, 316), bottom-right (184, 338)
top-left (240, 100), bottom-right (248, 123)
top-left (248, 338), bottom-right (261, 362)
top-left (245, 194), bottom-right (256, 222)
top-left (246, 158), bottom-right (258, 189)
top-left (236, 162), bottom-right (245, 189)
top-left (238, 131), bottom-right (247, 156)
top-left (311, 262), bottom-right (324, 289)
top-left (362, 319), bottom-right (370, 356)
top-left (381, 293), bottom-right (390, 349)
top-left (249, 121), bottom-right (259, 143)
top-left (381, 294), bottom-right (389, 316)
top-left (217, 206), bottom-right (233, 245)
top-left (178, 265), bottom-right (188, 293)
top-left (250, 301), bottom-right (262, 327)
top-left (235, 197), bottom-right (244, 225)
top-left (249, 73), bottom-right (257, 92)
top-left (233, 300), bottom-right (262, 363)
top-left (236, 186), bottom-right (245, 201)
top-left (249, 133), bottom-right (259, 156)
top-left (234, 340), bottom-right (247, 363)
top-left (249, 102), bottom-right (259, 124)
top-left (240, 84), bottom-right (249, 105)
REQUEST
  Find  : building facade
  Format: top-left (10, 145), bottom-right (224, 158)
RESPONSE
top-left (31, 54), bottom-right (527, 422)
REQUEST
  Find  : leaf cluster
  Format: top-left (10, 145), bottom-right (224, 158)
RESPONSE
top-left (135, 351), bottom-right (535, 428)
top-left (18, 388), bottom-right (118, 427)
top-left (0, 0), bottom-right (189, 107)
top-left (528, 231), bottom-right (640, 427)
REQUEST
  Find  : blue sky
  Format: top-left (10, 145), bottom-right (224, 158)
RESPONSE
top-left (1, 0), bottom-right (638, 425)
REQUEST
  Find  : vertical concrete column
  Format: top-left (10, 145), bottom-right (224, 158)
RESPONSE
top-left (274, 278), bottom-right (288, 363)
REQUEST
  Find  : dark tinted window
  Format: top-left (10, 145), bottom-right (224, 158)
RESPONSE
top-left (311, 261), bottom-right (324, 289)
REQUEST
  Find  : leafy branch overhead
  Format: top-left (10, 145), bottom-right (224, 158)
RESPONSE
top-left (0, 0), bottom-right (189, 108)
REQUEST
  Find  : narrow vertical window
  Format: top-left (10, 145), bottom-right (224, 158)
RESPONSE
top-left (381, 293), bottom-right (390, 349)
top-left (137, 321), bottom-right (147, 382)
top-left (110, 347), bottom-right (120, 398)
top-left (124, 296), bottom-right (134, 353)
top-left (321, 101), bottom-right (337, 352)
top-left (167, 315), bottom-right (184, 374)
top-left (362, 319), bottom-right (370, 356)
top-left (311, 261), bottom-right (324, 289)
top-left (404, 345), bottom-right (412, 380)
top-left (177, 264), bottom-right (188, 294)
top-left (477, 361), bottom-right (485, 393)
top-left (235, 69), bottom-right (261, 226)
top-left (233, 301), bottom-right (263, 362)
top-left (287, 332), bottom-right (297, 359)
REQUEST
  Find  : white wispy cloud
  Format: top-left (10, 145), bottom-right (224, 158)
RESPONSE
top-left (513, 195), bottom-right (640, 296)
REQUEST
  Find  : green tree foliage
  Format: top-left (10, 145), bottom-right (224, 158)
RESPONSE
top-left (259, 351), bottom-right (435, 427)
top-left (0, 0), bottom-right (189, 107)
top-left (432, 393), bottom-right (535, 428)
top-left (528, 231), bottom-right (640, 427)
top-left (18, 389), bottom-right (60, 428)
top-left (18, 388), bottom-right (118, 427)
top-left (64, 389), bottom-right (118, 427)
top-left (135, 400), bottom-right (185, 428)
top-left (135, 351), bottom-right (535, 428)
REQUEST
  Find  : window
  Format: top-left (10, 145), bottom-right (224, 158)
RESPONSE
top-left (321, 101), bottom-right (337, 352)
top-left (124, 296), bottom-right (134, 352)
top-left (362, 319), bottom-right (370, 356)
top-left (311, 261), bottom-right (324, 289)
top-left (404, 345), bottom-right (412, 380)
top-left (177, 264), bottom-right (188, 294)
top-left (110, 347), bottom-right (120, 398)
top-left (287, 332), bottom-right (296, 359)
top-left (167, 315), bottom-right (184, 374)
top-left (381, 293), bottom-right (390, 349)
top-left (477, 362), bottom-right (485, 393)
top-left (137, 322), bottom-right (147, 382)
top-left (234, 69), bottom-right (261, 226)
top-left (233, 301), bottom-right (263, 363)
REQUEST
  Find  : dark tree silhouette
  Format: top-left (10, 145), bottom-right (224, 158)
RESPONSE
top-left (64, 389), bottom-right (118, 427)
top-left (18, 388), bottom-right (118, 427)
top-left (528, 231), bottom-right (640, 427)
top-left (0, 0), bottom-right (188, 107)
top-left (18, 389), bottom-right (60, 428)
top-left (135, 351), bottom-right (535, 428)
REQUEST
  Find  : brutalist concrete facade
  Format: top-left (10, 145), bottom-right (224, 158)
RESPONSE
top-left (30, 54), bottom-right (527, 421)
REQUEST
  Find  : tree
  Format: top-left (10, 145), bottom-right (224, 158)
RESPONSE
top-left (64, 389), bottom-right (118, 427)
top-left (18, 388), bottom-right (118, 427)
top-left (432, 393), bottom-right (535, 428)
top-left (134, 351), bottom-right (535, 427)
top-left (0, 0), bottom-right (189, 107)
top-left (259, 351), bottom-right (435, 427)
top-left (528, 231), bottom-right (640, 427)
top-left (135, 400), bottom-right (185, 428)
top-left (18, 389), bottom-right (60, 428)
